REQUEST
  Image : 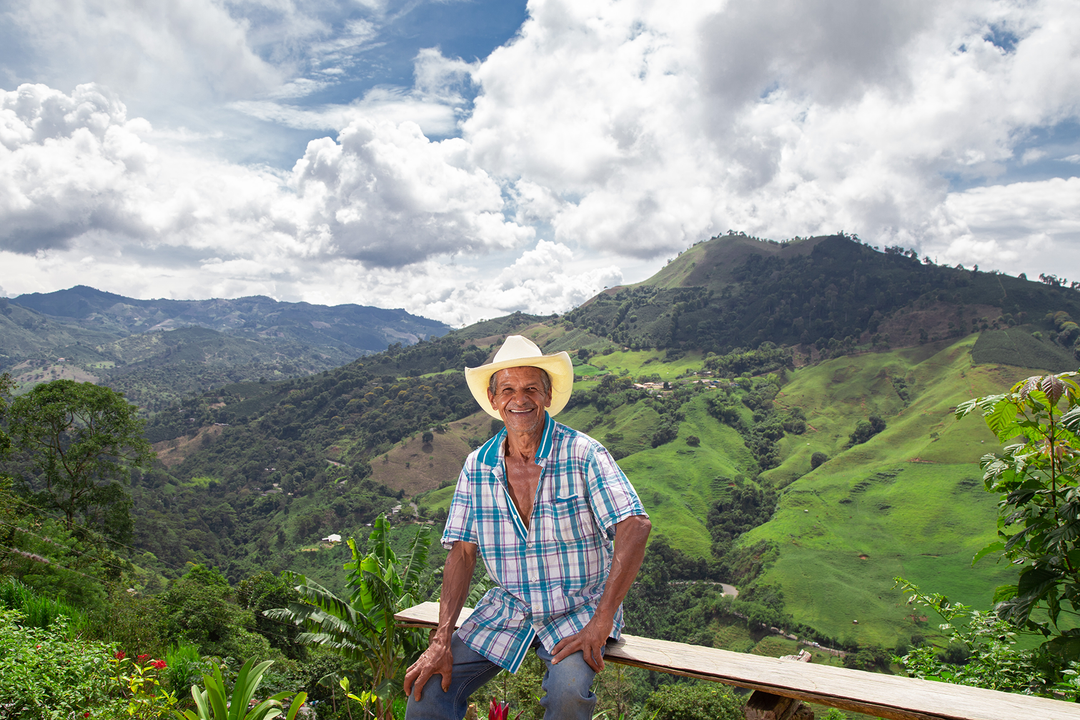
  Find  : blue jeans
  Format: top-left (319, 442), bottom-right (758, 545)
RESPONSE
top-left (405, 635), bottom-right (600, 720)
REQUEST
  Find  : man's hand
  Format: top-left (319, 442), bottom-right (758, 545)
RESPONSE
top-left (402, 540), bottom-right (477, 703)
top-left (403, 636), bottom-right (455, 702)
top-left (551, 615), bottom-right (612, 673)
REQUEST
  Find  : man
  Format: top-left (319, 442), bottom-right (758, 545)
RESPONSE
top-left (404, 335), bottom-right (651, 720)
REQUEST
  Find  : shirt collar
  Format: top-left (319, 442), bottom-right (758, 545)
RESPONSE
top-left (477, 411), bottom-right (554, 467)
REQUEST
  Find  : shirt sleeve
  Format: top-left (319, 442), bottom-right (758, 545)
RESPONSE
top-left (584, 442), bottom-right (647, 539)
top-left (441, 459), bottom-right (477, 550)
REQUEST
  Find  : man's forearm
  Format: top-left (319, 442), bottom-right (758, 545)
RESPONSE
top-left (594, 514), bottom-right (651, 627)
top-left (433, 540), bottom-right (478, 643)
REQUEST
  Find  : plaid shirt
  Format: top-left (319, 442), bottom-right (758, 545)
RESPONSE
top-left (441, 413), bottom-right (647, 672)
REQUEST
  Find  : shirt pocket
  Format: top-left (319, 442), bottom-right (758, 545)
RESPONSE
top-left (552, 493), bottom-right (590, 545)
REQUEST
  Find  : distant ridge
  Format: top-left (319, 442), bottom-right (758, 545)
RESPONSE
top-left (12, 285), bottom-right (448, 351)
top-left (3, 286), bottom-right (452, 411)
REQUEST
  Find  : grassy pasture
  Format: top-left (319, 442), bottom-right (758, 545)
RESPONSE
top-left (589, 349), bottom-right (704, 380)
top-left (745, 462), bottom-right (1012, 646)
top-left (743, 336), bottom-right (1042, 645)
top-left (614, 395), bottom-right (755, 556)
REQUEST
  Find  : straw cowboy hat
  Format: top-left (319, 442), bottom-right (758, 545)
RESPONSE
top-left (465, 335), bottom-right (574, 420)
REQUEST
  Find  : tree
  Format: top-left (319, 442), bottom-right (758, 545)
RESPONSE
top-left (6, 380), bottom-right (153, 540)
top-left (267, 514), bottom-right (432, 720)
top-left (957, 372), bottom-right (1080, 666)
top-left (0, 373), bottom-right (12, 464)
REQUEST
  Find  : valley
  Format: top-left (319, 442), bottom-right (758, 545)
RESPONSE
top-left (6, 232), bottom-right (1080, 714)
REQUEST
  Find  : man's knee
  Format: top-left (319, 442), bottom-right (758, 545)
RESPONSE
top-left (539, 652), bottom-right (598, 720)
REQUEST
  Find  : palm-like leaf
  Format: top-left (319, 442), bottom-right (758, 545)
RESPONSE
top-left (266, 512), bottom-right (432, 720)
top-left (174, 659), bottom-right (304, 720)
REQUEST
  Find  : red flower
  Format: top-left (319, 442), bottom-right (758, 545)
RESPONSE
top-left (488, 698), bottom-right (521, 720)
top-left (137, 654), bottom-right (149, 662)
top-left (150, 659), bottom-right (167, 670)
top-left (84, 713), bottom-right (91, 718)
top-left (115, 651), bottom-right (125, 660)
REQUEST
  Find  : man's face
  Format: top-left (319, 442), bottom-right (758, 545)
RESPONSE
top-left (487, 367), bottom-right (552, 435)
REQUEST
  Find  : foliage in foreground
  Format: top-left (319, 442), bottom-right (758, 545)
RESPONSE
top-left (268, 514), bottom-right (431, 719)
top-left (0, 608), bottom-right (122, 718)
top-left (957, 372), bottom-right (1080, 664)
top-left (895, 370), bottom-right (1080, 698)
top-left (642, 682), bottom-right (744, 720)
top-left (894, 579), bottom-right (1050, 695)
top-left (177, 658), bottom-right (306, 720)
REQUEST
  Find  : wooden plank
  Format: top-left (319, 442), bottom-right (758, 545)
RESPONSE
top-left (396, 602), bottom-right (1080, 720)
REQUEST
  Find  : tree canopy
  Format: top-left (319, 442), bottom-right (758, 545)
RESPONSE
top-left (6, 380), bottom-right (153, 541)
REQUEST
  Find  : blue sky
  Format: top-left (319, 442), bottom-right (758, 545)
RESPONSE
top-left (1, 0), bottom-right (1079, 326)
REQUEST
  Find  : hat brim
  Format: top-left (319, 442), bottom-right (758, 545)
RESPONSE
top-left (465, 352), bottom-right (574, 420)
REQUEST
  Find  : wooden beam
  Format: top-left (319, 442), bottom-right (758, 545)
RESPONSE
top-left (396, 602), bottom-right (1080, 720)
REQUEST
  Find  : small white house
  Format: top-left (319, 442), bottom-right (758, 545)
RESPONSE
top-left (322, 533), bottom-right (342, 544)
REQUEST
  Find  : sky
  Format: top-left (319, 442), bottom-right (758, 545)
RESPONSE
top-left (1, 0), bottom-right (1079, 328)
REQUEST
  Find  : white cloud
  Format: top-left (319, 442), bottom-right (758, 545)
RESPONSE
top-left (5, 0), bottom-right (281, 104)
top-left (0, 83), bottom-right (532, 281)
top-left (929, 177), bottom-right (1080, 276)
top-left (5, 0), bottom-right (1080, 326)
top-left (292, 116), bottom-right (532, 266)
top-left (230, 86), bottom-right (462, 136)
top-left (460, 0), bottom-right (1080, 268)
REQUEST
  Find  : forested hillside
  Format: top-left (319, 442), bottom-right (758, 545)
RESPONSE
top-left (7, 232), bottom-right (1080, 717)
top-left (567, 233), bottom-right (1080, 354)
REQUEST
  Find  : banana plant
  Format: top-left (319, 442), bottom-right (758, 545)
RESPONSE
top-left (173, 658), bottom-right (306, 720)
top-left (266, 514), bottom-right (431, 720)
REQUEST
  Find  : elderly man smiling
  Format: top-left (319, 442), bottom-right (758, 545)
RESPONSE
top-left (404, 335), bottom-right (651, 720)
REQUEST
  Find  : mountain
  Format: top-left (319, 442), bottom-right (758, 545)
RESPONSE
top-left (566, 233), bottom-right (1080, 356)
top-left (2, 287), bottom-right (452, 411)
top-left (56, 233), bottom-right (1080, 648)
top-left (11, 286), bottom-right (448, 349)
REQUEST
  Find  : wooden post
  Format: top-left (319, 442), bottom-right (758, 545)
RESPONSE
top-left (744, 691), bottom-right (814, 720)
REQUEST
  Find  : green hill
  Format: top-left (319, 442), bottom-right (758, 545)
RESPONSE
top-left (742, 337), bottom-right (1028, 646)
top-left (567, 233), bottom-right (1080, 355)
top-left (28, 233), bottom-right (1080, 651)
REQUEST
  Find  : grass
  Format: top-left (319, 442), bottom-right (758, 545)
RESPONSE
top-left (0, 578), bottom-right (88, 635)
top-left (604, 394), bottom-right (756, 556)
top-left (185, 476), bottom-right (218, 488)
top-left (740, 337), bottom-right (1039, 646)
top-left (745, 462), bottom-right (1014, 646)
top-left (972, 326), bottom-right (1076, 371)
top-left (589, 349), bottom-right (704, 380)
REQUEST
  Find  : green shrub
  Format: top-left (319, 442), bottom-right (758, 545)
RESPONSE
top-left (0, 608), bottom-right (124, 718)
top-left (165, 642), bottom-right (212, 698)
top-left (88, 586), bottom-right (167, 658)
top-left (643, 682), bottom-right (743, 720)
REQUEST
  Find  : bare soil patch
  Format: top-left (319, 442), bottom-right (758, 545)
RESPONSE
top-left (369, 413), bottom-right (495, 496)
top-left (153, 425), bottom-right (225, 468)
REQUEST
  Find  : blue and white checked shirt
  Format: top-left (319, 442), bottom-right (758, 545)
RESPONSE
top-left (441, 413), bottom-right (647, 672)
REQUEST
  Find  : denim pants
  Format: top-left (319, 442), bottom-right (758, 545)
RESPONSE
top-left (405, 634), bottom-right (600, 720)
